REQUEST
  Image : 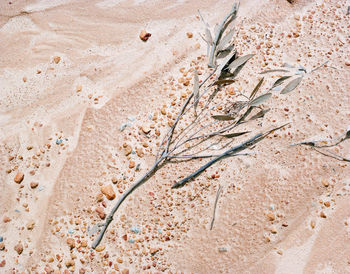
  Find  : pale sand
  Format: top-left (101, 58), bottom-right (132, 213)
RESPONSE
top-left (0, 0), bottom-right (350, 273)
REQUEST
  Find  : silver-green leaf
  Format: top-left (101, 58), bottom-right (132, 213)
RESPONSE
top-left (212, 115), bottom-right (235, 121)
top-left (280, 76), bottom-right (303, 94)
top-left (228, 54), bottom-right (255, 71)
top-left (249, 93), bottom-right (272, 107)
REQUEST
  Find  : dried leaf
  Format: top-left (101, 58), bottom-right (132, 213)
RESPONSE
top-left (216, 29), bottom-right (235, 52)
top-left (218, 51), bottom-right (237, 74)
top-left (221, 131), bottom-right (250, 138)
top-left (260, 69), bottom-right (289, 74)
top-left (193, 70), bottom-right (199, 116)
top-left (228, 54), bottom-right (255, 71)
top-left (280, 76), bottom-right (303, 94)
top-left (249, 77), bottom-right (264, 100)
top-left (271, 76), bottom-right (291, 89)
top-left (213, 79), bottom-right (235, 86)
top-left (249, 108), bottom-right (270, 120)
top-left (249, 93), bottom-right (272, 107)
top-left (216, 45), bottom-right (235, 59)
top-left (212, 115), bottom-right (235, 121)
top-left (205, 27), bottom-right (213, 45)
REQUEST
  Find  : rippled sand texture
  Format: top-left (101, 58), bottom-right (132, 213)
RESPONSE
top-left (1, 0), bottom-right (350, 273)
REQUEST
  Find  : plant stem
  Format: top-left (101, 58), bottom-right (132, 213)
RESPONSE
top-left (92, 158), bottom-right (164, 249)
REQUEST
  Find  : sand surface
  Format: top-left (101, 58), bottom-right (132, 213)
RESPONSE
top-left (1, 0), bottom-right (350, 273)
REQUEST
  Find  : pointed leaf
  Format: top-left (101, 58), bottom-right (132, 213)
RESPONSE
top-left (217, 29), bottom-right (235, 52)
top-left (249, 77), bottom-right (264, 100)
top-left (271, 75), bottom-right (291, 89)
top-left (213, 79), bottom-right (235, 86)
top-left (249, 108), bottom-right (270, 120)
top-left (216, 45), bottom-right (235, 59)
top-left (218, 51), bottom-right (237, 74)
top-left (228, 54), bottom-right (255, 71)
top-left (221, 131), bottom-right (250, 138)
top-left (280, 77), bottom-right (303, 94)
top-left (205, 27), bottom-right (213, 45)
top-left (193, 70), bottom-right (199, 117)
top-left (260, 69), bottom-right (289, 74)
top-left (249, 93), bottom-right (272, 107)
top-left (212, 115), bottom-right (235, 121)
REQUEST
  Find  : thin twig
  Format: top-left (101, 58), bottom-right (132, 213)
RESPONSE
top-left (210, 185), bottom-right (223, 230)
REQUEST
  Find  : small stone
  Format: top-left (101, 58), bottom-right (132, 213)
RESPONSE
top-left (0, 236), bottom-right (3, 242)
top-left (3, 216), bottom-right (11, 223)
top-left (266, 212), bottom-right (275, 221)
top-left (81, 240), bottom-right (87, 247)
top-left (95, 245), bottom-right (105, 252)
top-left (139, 30), bottom-right (151, 41)
top-left (218, 247), bottom-right (227, 253)
top-left (124, 145), bottom-right (132, 156)
top-left (76, 85), bottom-right (82, 92)
top-left (96, 207), bottom-right (106, 219)
top-left (44, 266), bottom-right (54, 273)
top-left (14, 172), bottom-right (24, 183)
top-left (66, 238), bottom-right (75, 249)
top-left (345, 61), bottom-right (350, 66)
top-left (310, 220), bottom-right (315, 229)
top-left (266, 41), bottom-right (273, 48)
top-left (150, 248), bottom-right (159, 255)
top-left (142, 125), bottom-right (151, 134)
top-left (111, 177), bottom-right (118, 184)
top-left (96, 193), bottom-right (104, 202)
top-left (324, 201), bottom-right (330, 207)
top-left (322, 180), bottom-right (329, 187)
top-left (277, 250), bottom-right (283, 255)
top-left (270, 227), bottom-right (277, 234)
top-left (116, 257), bottom-right (123, 264)
top-left (186, 32), bottom-right (193, 38)
top-left (0, 260), bottom-right (5, 267)
top-left (129, 161), bottom-right (135, 169)
top-left (0, 242), bottom-right (4, 250)
top-left (30, 182), bottom-right (39, 189)
top-left (26, 220), bottom-right (35, 230)
top-left (136, 148), bottom-right (144, 158)
top-left (121, 269), bottom-right (129, 274)
top-left (320, 212), bottom-right (326, 218)
top-left (14, 243), bottom-right (23, 255)
top-left (27, 146), bottom-right (33, 150)
top-left (130, 226), bottom-right (140, 234)
top-left (65, 259), bottom-right (75, 268)
top-left (53, 56), bottom-right (61, 64)
top-left (101, 185), bottom-right (116, 200)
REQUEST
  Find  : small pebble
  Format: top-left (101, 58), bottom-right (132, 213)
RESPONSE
top-left (14, 243), bottom-right (23, 255)
top-left (53, 56), bottom-right (61, 64)
top-left (139, 30), bottom-right (151, 41)
top-left (26, 220), bottom-right (35, 230)
top-left (130, 226), bottom-right (140, 234)
top-left (101, 185), bottom-right (116, 200)
top-left (95, 245), bottom-right (105, 252)
top-left (14, 172), bottom-right (24, 184)
top-left (30, 182), bottom-right (39, 189)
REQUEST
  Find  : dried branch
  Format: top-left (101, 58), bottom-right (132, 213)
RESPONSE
top-left (210, 185), bottom-right (223, 230)
top-left (91, 4), bottom-right (318, 248)
top-left (293, 127), bottom-right (350, 162)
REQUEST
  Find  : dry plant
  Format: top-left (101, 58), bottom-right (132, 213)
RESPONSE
top-left (293, 127), bottom-right (350, 162)
top-left (92, 3), bottom-right (310, 249)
